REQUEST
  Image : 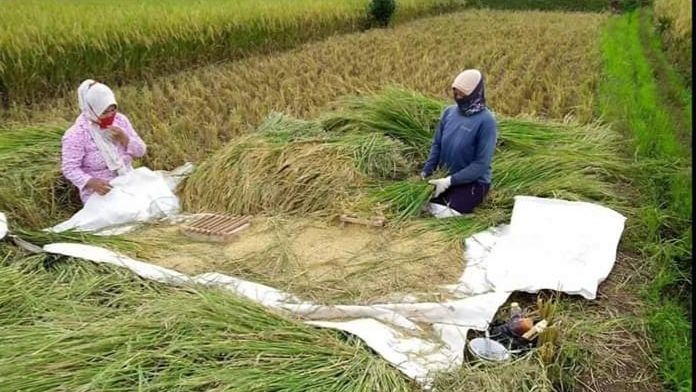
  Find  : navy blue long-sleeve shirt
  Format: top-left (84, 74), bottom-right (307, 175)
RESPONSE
top-left (421, 105), bottom-right (497, 185)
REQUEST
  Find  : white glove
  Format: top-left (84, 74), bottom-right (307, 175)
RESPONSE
top-left (428, 176), bottom-right (451, 198)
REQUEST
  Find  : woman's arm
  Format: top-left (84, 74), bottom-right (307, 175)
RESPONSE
top-left (119, 114), bottom-right (147, 158)
top-left (61, 130), bottom-right (92, 190)
top-left (421, 108), bottom-right (448, 177)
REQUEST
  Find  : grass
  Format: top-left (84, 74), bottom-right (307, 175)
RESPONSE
top-left (0, 252), bottom-right (413, 391)
top-left (2, 10), bottom-right (606, 169)
top-left (600, 9), bottom-right (692, 391)
top-left (0, 0), bottom-right (464, 105)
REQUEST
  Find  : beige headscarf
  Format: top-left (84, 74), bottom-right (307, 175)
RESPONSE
top-left (452, 69), bottom-right (482, 95)
top-left (76, 79), bottom-right (128, 175)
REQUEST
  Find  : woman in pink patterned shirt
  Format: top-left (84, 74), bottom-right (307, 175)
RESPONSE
top-left (61, 80), bottom-right (147, 203)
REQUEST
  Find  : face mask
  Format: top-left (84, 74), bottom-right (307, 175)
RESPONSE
top-left (455, 95), bottom-right (474, 113)
top-left (98, 112), bottom-right (116, 129)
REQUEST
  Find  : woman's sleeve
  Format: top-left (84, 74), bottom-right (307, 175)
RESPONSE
top-left (120, 114), bottom-right (147, 158)
top-left (422, 108), bottom-right (447, 176)
top-left (61, 130), bottom-right (91, 190)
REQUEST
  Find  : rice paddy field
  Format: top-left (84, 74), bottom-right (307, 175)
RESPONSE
top-left (0, 1), bottom-right (691, 391)
top-left (0, 0), bottom-right (463, 104)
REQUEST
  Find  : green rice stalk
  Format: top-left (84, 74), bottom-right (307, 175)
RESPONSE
top-left (8, 226), bottom-right (162, 260)
top-left (332, 133), bottom-right (412, 180)
top-left (320, 87), bottom-right (443, 160)
top-left (370, 179), bottom-right (433, 222)
top-left (256, 111), bottom-right (328, 144)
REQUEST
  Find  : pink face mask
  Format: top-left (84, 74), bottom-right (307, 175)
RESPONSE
top-left (98, 112), bottom-right (116, 129)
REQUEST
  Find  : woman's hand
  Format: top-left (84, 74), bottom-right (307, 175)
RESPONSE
top-left (428, 176), bottom-right (452, 198)
top-left (85, 178), bottom-right (112, 195)
top-left (107, 126), bottom-right (129, 147)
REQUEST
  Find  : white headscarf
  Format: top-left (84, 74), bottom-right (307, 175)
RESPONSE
top-left (78, 80), bottom-right (118, 121)
top-left (76, 79), bottom-right (128, 175)
top-left (77, 79), bottom-right (96, 114)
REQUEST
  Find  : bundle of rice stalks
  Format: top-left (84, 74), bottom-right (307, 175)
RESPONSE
top-left (0, 256), bottom-right (413, 391)
top-left (370, 179), bottom-right (434, 222)
top-left (491, 150), bottom-right (626, 209)
top-left (320, 88), bottom-right (627, 165)
top-left (259, 113), bottom-right (413, 179)
top-left (0, 124), bottom-right (80, 229)
top-left (323, 88), bottom-right (582, 159)
top-left (181, 114), bottom-right (411, 216)
top-left (333, 133), bottom-right (413, 179)
top-left (256, 111), bottom-right (328, 143)
top-left (0, 252), bottom-right (165, 325)
top-left (320, 87), bottom-right (443, 160)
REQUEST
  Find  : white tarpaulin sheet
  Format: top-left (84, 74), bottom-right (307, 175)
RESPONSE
top-left (452, 196), bottom-right (626, 300)
top-left (7, 195), bottom-right (626, 388)
top-left (0, 212), bottom-right (7, 240)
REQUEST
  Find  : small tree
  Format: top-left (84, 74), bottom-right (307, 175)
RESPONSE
top-left (368, 0), bottom-right (396, 28)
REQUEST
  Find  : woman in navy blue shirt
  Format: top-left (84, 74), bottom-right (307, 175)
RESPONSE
top-left (421, 69), bottom-right (497, 215)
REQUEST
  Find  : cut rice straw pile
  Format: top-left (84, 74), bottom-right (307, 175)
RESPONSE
top-left (180, 112), bottom-right (412, 217)
top-left (0, 252), bottom-right (413, 391)
top-left (0, 123), bottom-right (80, 228)
top-left (182, 87), bottom-right (631, 227)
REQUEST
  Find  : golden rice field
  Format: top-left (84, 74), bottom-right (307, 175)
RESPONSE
top-left (653, 0), bottom-right (692, 82)
top-left (0, 0), bottom-right (462, 104)
top-left (3, 10), bottom-right (606, 170)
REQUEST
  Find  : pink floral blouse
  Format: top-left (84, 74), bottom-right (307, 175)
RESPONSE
top-left (61, 113), bottom-right (146, 203)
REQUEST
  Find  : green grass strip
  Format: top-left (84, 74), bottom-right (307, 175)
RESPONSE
top-left (599, 10), bottom-right (692, 391)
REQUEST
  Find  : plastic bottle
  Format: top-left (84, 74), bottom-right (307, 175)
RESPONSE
top-left (509, 302), bottom-right (523, 319)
